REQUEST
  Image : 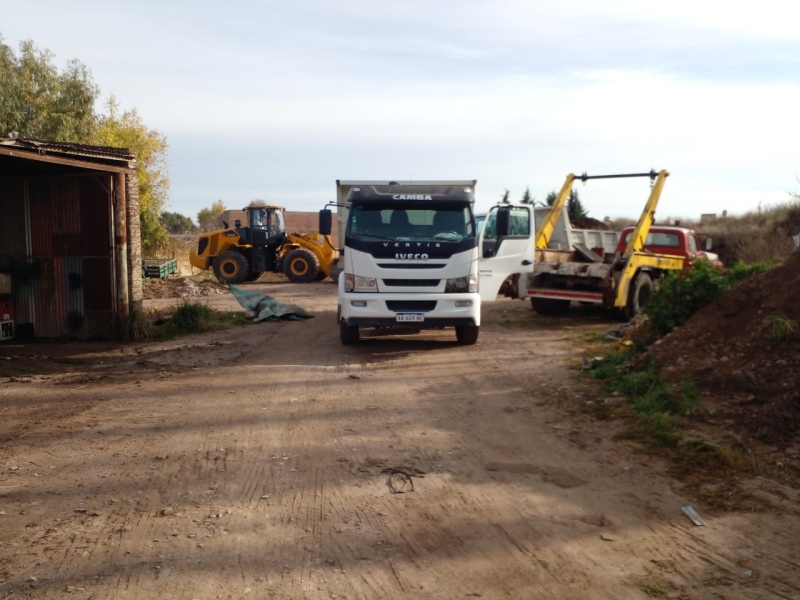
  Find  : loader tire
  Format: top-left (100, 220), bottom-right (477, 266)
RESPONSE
top-left (284, 248), bottom-right (320, 283)
top-left (213, 251), bottom-right (249, 284)
top-left (530, 297), bottom-right (570, 315)
top-left (625, 272), bottom-right (653, 319)
top-left (244, 271), bottom-right (263, 282)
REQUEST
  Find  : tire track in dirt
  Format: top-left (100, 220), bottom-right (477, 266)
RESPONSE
top-left (3, 291), bottom-right (800, 598)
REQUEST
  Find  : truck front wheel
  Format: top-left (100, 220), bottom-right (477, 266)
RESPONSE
top-left (626, 272), bottom-right (654, 319)
top-left (284, 248), bottom-right (320, 283)
top-left (455, 324), bottom-right (479, 345)
top-left (213, 251), bottom-right (249, 284)
top-left (340, 322), bottom-right (360, 345)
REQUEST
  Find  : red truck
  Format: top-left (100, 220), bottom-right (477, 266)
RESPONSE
top-left (616, 225), bottom-right (723, 269)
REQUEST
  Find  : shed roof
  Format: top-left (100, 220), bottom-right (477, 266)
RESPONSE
top-left (0, 135), bottom-right (136, 175)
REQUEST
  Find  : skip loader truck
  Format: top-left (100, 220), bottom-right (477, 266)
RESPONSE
top-left (319, 180), bottom-right (536, 345)
top-left (510, 169), bottom-right (686, 317)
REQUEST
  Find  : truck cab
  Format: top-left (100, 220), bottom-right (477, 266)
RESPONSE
top-left (616, 225), bottom-right (723, 269)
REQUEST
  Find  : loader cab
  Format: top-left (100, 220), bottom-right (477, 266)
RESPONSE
top-left (244, 205), bottom-right (287, 246)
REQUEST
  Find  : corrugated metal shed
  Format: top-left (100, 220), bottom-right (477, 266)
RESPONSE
top-left (0, 136), bottom-right (141, 340)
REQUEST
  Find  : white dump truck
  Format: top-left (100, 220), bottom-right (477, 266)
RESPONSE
top-left (320, 180), bottom-right (535, 345)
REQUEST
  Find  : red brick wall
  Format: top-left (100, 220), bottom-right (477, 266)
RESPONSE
top-left (285, 211), bottom-right (339, 249)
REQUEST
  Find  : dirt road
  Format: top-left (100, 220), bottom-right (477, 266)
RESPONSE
top-left (1, 281), bottom-right (798, 599)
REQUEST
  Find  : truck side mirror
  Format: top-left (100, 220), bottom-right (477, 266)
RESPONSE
top-left (319, 209), bottom-right (333, 236)
top-left (496, 208), bottom-right (511, 238)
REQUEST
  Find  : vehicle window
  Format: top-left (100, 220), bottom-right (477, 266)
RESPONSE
top-left (482, 207), bottom-right (530, 240)
top-left (623, 231), bottom-right (680, 247)
top-left (349, 204), bottom-right (473, 241)
top-left (688, 235), bottom-right (698, 253)
top-left (649, 232), bottom-right (680, 247)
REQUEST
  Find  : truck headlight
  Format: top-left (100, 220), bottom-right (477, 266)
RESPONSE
top-left (344, 273), bottom-right (377, 292)
top-left (445, 274), bottom-right (478, 293)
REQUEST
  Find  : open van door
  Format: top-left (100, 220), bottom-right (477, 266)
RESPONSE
top-left (478, 205), bottom-right (535, 302)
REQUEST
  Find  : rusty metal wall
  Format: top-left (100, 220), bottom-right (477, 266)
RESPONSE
top-left (0, 174), bottom-right (116, 339)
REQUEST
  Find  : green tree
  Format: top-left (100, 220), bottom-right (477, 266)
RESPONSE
top-left (500, 189), bottom-right (510, 204)
top-left (520, 187), bottom-right (534, 204)
top-left (161, 211), bottom-right (197, 234)
top-left (545, 189), bottom-right (588, 222)
top-left (0, 35), bottom-right (98, 141)
top-left (197, 200), bottom-right (227, 231)
top-left (567, 189), bottom-right (589, 222)
top-left (93, 97), bottom-right (170, 256)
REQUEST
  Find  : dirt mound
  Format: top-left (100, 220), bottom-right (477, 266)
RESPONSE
top-left (650, 251), bottom-right (800, 448)
top-left (143, 277), bottom-right (229, 299)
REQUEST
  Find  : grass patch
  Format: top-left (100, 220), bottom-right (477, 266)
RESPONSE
top-left (129, 301), bottom-right (247, 341)
top-left (126, 307), bottom-right (153, 342)
top-left (757, 314), bottom-right (796, 345)
top-left (588, 349), bottom-right (699, 448)
top-left (155, 302), bottom-right (246, 339)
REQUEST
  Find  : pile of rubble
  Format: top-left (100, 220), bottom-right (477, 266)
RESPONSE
top-left (649, 251), bottom-right (800, 448)
top-left (143, 277), bottom-right (229, 300)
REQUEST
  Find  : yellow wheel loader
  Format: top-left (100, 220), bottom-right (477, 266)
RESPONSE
top-left (189, 202), bottom-right (338, 285)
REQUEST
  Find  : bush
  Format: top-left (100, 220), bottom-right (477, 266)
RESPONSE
top-left (646, 260), bottom-right (770, 337)
top-left (126, 307), bottom-right (153, 342)
top-left (169, 302), bottom-right (216, 333)
top-left (646, 261), bottom-right (727, 336)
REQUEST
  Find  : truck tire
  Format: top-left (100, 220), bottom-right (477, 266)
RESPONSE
top-left (213, 251), bottom-right (249, 284)
top-left (626, 272), bottom-right (654, 319)
top-left (340, 322), bottom-right (360, 345)
top-left (530, 297), bottom-right (570, 315)
top-left (455, 324), bottom-right (479, 345)
top-left (244, 271), bottom-right (263, 282)
top-left (284, 248), bottom-right (320, 283)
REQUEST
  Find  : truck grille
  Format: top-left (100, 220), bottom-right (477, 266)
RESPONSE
top-left (377, 263), bottom-right (446, 269)
top-left (383, 279), bottom-right (440, 287)
top-left (386, 301), bottom-right (437, 312)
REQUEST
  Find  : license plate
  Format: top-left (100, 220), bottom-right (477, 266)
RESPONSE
top-left (396, 313), bottom-right (424, 322)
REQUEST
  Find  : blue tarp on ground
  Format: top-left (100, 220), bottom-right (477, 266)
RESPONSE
top-left (229, 285), bottom-right (314, 322)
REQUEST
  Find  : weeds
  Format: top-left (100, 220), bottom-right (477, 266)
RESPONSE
top-left (589, 352), bottom-right (697, 447)
top-left (127, 302), bottom-right (246, 342)
top-left (757, 314), bottom-right (796, 344)
top-left (126, 307), bottom-right (153, 342)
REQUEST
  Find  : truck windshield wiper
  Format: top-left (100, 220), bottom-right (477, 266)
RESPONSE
top-left (354, 233), bottom-right (395, 241)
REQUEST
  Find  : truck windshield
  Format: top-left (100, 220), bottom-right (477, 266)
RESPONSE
top-left (349, 204), bottom-right (474, 242)
top-left (622, 231), bottom-right (680, 247)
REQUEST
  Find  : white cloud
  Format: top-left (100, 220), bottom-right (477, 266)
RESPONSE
top-left (2, 0), bottom-right (799, 221)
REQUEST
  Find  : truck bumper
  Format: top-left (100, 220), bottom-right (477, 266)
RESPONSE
top-left (339, 291), bottom-right (480, 328)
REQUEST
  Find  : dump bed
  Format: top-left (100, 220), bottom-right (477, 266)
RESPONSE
top-left (142, 258), bottom-right (178, 279)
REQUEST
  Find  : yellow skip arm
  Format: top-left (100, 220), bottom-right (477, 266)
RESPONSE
top-left (534, 174), bottom-right (575, 250)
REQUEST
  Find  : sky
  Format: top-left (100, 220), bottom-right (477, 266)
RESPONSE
top-left (3, 0), bottom-right (800, 223)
